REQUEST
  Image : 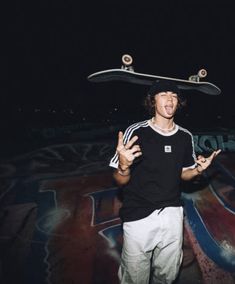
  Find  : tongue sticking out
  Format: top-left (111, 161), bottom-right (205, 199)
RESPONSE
top-left (165, 106), bottom-right (174, 115)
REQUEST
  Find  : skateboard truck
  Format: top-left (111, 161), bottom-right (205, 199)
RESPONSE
top-left (188, 69), bottom-right (207, 82)
top-left (121, 54), bottom-right (134, 71)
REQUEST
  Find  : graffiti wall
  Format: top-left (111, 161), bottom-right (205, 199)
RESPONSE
top-left (0, 127), bottom-right (235, 284)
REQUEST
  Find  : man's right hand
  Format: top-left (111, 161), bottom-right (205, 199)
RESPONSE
top-left (116, 131), bottom-right (142, 171)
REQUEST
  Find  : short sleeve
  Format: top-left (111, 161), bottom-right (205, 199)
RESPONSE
top-left (182, 133), bottom-right (197, 170)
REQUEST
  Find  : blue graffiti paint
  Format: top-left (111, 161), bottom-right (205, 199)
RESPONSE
top-left (86, 187), bottom-right (121, 225)
top-left (183, 198), bottom-right (235, 272)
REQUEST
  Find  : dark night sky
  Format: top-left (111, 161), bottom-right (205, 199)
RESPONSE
top-left (2, 1), bottom-right (235, 129)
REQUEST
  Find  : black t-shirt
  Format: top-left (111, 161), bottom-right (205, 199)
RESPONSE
top-left (110, 119), bottom-right (196, 222)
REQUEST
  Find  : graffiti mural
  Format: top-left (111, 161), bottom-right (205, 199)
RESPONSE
top-left (0, 141), bottom-right (121, 284)
top-left (0, 129), bottom-right (235, 283)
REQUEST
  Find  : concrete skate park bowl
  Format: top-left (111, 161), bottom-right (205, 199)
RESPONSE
top-left (0, 124), bottom-right (235, 284)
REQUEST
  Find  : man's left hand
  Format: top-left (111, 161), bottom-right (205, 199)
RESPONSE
top-left (196, 149), bottom-right (221, 172)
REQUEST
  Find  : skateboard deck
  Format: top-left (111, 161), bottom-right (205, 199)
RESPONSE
top-left (87, 55), bottom-right (221, 95)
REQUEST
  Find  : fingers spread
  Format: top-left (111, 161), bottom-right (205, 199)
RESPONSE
top-left (133, 152), bottom-right (142, 158)
top-left (128, 144), bottom-right (141, 153)
top-left (125, 135), bottom-right (139, 150)
top-left (117, 132), bottom-right (124, 147)
top-left (208, 149), bottom-right (221, 161)
top-left (117, 131), bottom-right (127, 152)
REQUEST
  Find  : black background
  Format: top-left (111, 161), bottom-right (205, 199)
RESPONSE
top-left (2, 1), bottom-right (235, 130)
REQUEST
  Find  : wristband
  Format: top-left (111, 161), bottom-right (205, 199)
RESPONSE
top-left (117, 168), bottom-right (130, 176)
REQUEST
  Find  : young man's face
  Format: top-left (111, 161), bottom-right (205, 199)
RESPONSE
top-left (154, 91), bottom-right (179, 119)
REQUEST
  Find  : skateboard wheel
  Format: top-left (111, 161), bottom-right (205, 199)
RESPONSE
top-left (122, 54), bottom-right (133, 66)
top-left (198, 69), bottom-right (207, 78)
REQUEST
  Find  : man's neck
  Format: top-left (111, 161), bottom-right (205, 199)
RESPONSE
top-left (153, 116), bottom-right (174, 130)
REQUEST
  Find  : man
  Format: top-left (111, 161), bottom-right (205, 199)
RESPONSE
top-left (109, 80), bottom-right (220, 284)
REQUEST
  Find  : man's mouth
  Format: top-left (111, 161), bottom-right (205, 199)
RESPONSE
top-left (165, 105), bottom-right (174, 114)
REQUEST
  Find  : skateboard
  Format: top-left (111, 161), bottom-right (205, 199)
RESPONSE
top-left (87, 54), bottom-right (221, 95)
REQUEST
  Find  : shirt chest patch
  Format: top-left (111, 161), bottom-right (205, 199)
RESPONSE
top-left (164, 145), bottom-right (172, 153)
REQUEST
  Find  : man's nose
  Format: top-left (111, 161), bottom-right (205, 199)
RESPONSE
top-left (167, 94), bottom-right (173, 100)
